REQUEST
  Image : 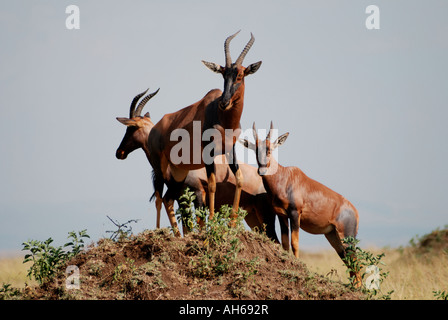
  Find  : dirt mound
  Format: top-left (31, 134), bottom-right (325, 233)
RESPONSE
top-left (26, 227), bottom-right (363, 300)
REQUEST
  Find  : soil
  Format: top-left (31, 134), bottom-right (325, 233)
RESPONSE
top-left (26, 228), bottom-right (364, 300)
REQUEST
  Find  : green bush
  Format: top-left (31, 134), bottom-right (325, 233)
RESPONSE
top-left (22, 230), bottom-right (89, 285)
top-left (342, 236), bottom-right (394, 300)
top-left (433, 290), bottom-right (448, 300)
top-left (175, 187), bottom-right (248, 279)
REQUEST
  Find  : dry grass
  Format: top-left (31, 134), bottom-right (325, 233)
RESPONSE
top-left (300, 250), bottom-right (350, 285)
top-left (301, 245), bottom-right (448, 300)
top-left (0, 256), bottom-right (36, 288)
top-left (380, 248), bottom-right (448, 299)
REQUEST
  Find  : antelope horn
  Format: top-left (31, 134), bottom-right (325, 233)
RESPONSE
top-left (224, 30), bottom-right (240, 67)
top-left (252, 122), bottom-right (259, 142)
top-left (134, 88), bottom-right (160, 117)
top-left (266, 121), bottom-right (274, 140)
top-left (130, 88), bottom-right (149, 118)
top-left (235, 32), bottom-right (255, 66)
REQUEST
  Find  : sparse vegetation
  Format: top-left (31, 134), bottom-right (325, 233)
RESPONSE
top-left (433, 290), bottom-right (448, 300)
top-left (0, 283), bottom-right (21, 300)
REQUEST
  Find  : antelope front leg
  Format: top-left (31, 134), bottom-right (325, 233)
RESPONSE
top-left (227, 147), bottom-right (243, 227)
top-left (230, 168), bottom-right (243, 227)
top-left (163, 197), bottom-right (181, 237)
top-left (205, 163), bottom-right (216, 220)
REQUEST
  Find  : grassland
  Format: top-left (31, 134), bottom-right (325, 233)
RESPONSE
top-left (0, 255), bottom-right (35, 289)
top-left (301, 229), bottom-right (448, 300)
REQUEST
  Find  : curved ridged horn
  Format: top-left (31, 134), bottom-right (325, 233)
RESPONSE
top-left (134, 88), bottom-right (160, 117)
top-left (252, 122), bottom-right (259, 142)
top-left (235, 32), bottom-right (255, 66)
top-left (130, 88), bottom-right (149, 118)
top-left (266, 121), bottom-right (274, 140)
top-left (224, 30), bottom-right (240, 67)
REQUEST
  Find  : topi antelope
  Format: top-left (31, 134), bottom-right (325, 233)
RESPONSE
top-left (241, 122), bottom-right (361, 286)
top-left (115, 89), bottom-right (278, 241)
top-left (147, 31), bottom-right (262, 230)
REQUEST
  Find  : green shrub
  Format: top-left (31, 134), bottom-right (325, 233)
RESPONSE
top-left (342, 236), bottom-right (394, 300)
top-left (22, 230), bottom-right (89, 285)
top-left (433, 290), bottom-right (448, 300)
top-left (175, 187), bottom-right (248, 279)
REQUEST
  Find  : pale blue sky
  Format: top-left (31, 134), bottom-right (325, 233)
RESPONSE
top-left (0, 1), bottom-right (447, 254)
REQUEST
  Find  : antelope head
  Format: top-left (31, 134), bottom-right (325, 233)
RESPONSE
top-left (241, 122), bottom-right (289, 176)
top-left (202, 30), bottom-right (262, 110)
top-left (116, 88), bottom-right (160, 160)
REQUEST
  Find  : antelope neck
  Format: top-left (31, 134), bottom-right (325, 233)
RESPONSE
top-left (219, 83), bottom-right (245, 129)
top-left (259, 158), bottom-right (286, 184)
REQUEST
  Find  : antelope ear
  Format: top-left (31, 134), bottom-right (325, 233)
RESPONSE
top-left (273, 132), bottom-right (289, 149)
top-left (202, 60), bottom-right (223, 74)
top-left (116, 117), bottom-right (138, 127)
top-left (244, 61), bottom-right (262, 76)
top-left (144, 112), bottom-right (150, 118)
top-left (239, 138), bottom-right (256, 151)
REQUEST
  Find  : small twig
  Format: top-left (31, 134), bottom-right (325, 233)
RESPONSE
top-left (106, 215), bottom-right (140, 241)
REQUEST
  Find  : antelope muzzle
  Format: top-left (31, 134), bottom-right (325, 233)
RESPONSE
top-left (116, 149), bottom-right (127, 160)
top-left (258, 167), bottom-right (268, 176)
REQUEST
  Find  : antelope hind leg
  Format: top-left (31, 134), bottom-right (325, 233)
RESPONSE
top-left (155, 191), bottom-right (162, 229)
top-left (325, 226), bottom-right (362, 288)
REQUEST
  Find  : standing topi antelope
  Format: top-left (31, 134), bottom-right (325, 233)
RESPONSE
top-left (241, 122), bottom-right (361, 286)
top-left (148, 31), bottom-right (262, 231)
top-left (116, 89), bottom-right (278, 241)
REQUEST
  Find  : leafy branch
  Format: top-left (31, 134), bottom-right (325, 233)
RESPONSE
top-left (22, 230), bottom-right (90, 285)
top-left (342, 236), bottom-right (394, 300)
